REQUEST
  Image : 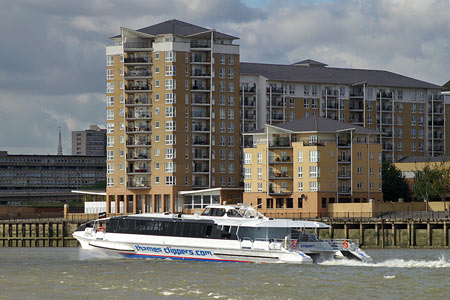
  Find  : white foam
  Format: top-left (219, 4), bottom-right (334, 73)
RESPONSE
top-left (383, 275), bottom-right (396, 279)
top-left (78, 248), bottom-right (122, 260)
top-left (319, 255), bottom-right (450, 268)
top-left (161, 291), bottom-right (174, 296)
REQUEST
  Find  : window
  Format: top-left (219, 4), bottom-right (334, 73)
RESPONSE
top-left (257, 183), bottom-right (263, 192)
top-left (219, 81), bottom-right (225, 92)
top-left (165, 79), bottom-right (175, 90)
top-left (244, 183), bottom-right (251, 192)
top-left (228, 109), bottom-right (234, 120)
top-left (370, 152), bottom-right (374, 159)
top-left (107, 123), bottom-right (114, 134)
top-left (244, 153), bottom-right (252, 164)
top-left (165, 162), bottom-right (175, 173)
top-left (367, 101), bottom-right (372, 111)
top-left (357, 167), bottom-right (362, 174)
top-left (107, 136), bottom-right (114, 147)
top-left (298, 151), bottom-right (303, 162)
top-left (165, 134), bottom-right (176, 145)
top-left (228, 122), bottom-right (234, 133)
top-left (228, 96), bottom-right (234, 106)
top-left (304, 99), bottom-right (309, 108)
top-left (107, 177), bottom-right (114, 187)
top-left (165, 107), bottom-right (176, 117)
top-left (107, 150), bottom-right (114, 160)
top-left (228, 55), bottom-right (234, 65)
top-left (311, 85), bottom-right (317, 96)
top-left (107, 163), bottom-right (114, 174)
top-left (258, 152), bottom-right (263, 164)
top-left (228, 150), bottom-right (234, 160)
top-left (257, 167), bottom-right (262, 179)
top-left (289, 111), bottom-right (295, 121)
top-left (411, 141), bottom-right (416, 152)
top-left (165, 121), bottom-right (176, 131)
top-left (298, 166), bottom-right (303, 178)
top-left (107, 83), bottom-right (114, 93)
top-left (309, 150), bottom-right (320, 162)
top-left (227, 136), bottom-right (234, 146)
top-left (398, 128), bottom-right (403, 138)
top-left (165, 176), bottom-right (176, 185)
top-left (411, 128), bottom-right (416, 138)
top-left (219, 54), bottom-right (225, 65)
top-left (228, 82), bottom-right (234, 92)
top-left (298, 182), bottom-right (303, 192)
top-left (304, 85), bottom-right (310, 95)
top-left (106, 55), bottom-right (114, 66)
top-left (165, 51), bottom-right (174, 62)
top-left (165, 93), bottom-right (175, 104)
top-left (165, 65), bottom-right (176, 76)
top-left (357, 182), bottom-right (362, 190)
top-left (311, 99), bottom-right (318, 109)
top-left (106, 69), bottom-right (114, 80)
top-left (322, 198), bottom-right (327, 209)
top-left (106, 110), bottom-right (114, 120)
top-left (244, 168), bottom-right (251, 179)
top-left (106, 96), bottom-right (114, 106)
top-left (411, 104), bottom-right (416, 113)
top-left (309, 166), bottom-right (320, 178)
top-left (397, 103), bottom-right (403, 112)
top-left (219, 68), bottom-right (225, 79)
top-left (411, 116), bottom-right (416, 126)
top-left (165, 148), bottom-right (176, 159)
top-left (310, 181), bottom-right (319, 191)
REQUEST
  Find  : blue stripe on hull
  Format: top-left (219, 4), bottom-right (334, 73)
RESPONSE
top-left (119, 252), bottom-right (253, 263)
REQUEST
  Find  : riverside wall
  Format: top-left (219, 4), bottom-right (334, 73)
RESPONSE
top-left (0, 217), bottom-right (448, 248)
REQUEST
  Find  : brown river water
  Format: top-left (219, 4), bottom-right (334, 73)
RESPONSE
top-left (0, 248), bottom-right (449, 300)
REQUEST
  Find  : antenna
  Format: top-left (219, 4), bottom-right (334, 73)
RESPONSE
top-left (57, 126), bottom-right (63, 155)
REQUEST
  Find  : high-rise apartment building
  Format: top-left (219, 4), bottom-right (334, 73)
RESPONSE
top-left (105, 20), bottom-right (242, 214)
top-left (243, 117), bottom-right (382, 216)
top-left (72, 125), bottom-right (107, 156)
top-left (240, 60), bottom-right (445, 162)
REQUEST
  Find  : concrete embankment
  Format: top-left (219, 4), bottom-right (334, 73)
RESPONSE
top-left (0, 218), bottom-right (448, 248)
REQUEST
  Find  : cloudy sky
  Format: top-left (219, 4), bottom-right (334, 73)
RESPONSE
top-left (0, 0), bottom-right (448, 155)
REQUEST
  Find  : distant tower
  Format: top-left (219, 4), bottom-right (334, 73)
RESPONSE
top-left (57, 126), bottom-right (63, 155)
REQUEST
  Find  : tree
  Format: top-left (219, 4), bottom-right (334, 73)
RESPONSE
top-left (382, 162), bottom-right (410, 201)
top-left (413, 165), bottom-right (444, 208)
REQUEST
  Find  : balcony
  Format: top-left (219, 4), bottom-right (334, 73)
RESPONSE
top-left (270, 114), bottom-right (285, 121)
top-left (267, 100), bottom-right (285, 107)
top-left (266, 87), bottom-right (285, 94)
top-left (126, 139), bottom-right (151, 147)
top-left (191, 70), bottom-right (211, 77)
top-left (126, 127), bottom-right (152, 134)
top-left (337, 141), bottom-right (351, 148)
top-left (322, 89), bottom-right (338, 97)
top-left (124, 57), bottom-right (152, 64)
top-left (428, 108), bottom-right (444, 114)
top-left (338, 172), bottom-right (351, 179)
top-left (193, 166), bottom-right (210, 174)
top-left (124, 70), bottom-right (152, 78)
top-left (428, 95), bottom-right (444, 101)
top-left (125, 85), bottom-right (151, 92)
top-left (241, 100), bottom-right (256, 107)
top-left (382, 144), bottom-right (393, 151)
top-left (192, 139), bottom-right (210, 146)
top-left (325, 103), bottom-right (339, 110)
top-left (127, 168), bottom-right (151, 174)
top-left (193, 180), bottom-right (209, 188)
top-left (381, 105), bottom-right (393, 112)
top-left (303, 141), bottom-right (325, 147)
top-left (243, 113), bottom-right (256, 120)
top-left (127, 180), bottom-right (151, 189)
top-left (193, 153), bottom-right (209, 160)
top-left (428, 133), bottom-right (444, 140)
top-left (125, 112), bottom-right (152, 120)
top-left (350, 118), bottom-right (364, 124)
top-left (350, 91), bottom-right (364, 98)
top-left (192, 125), bottom-right (210, 132)
top-left (428, 120), bottom-right (444, 127)
top-left (240, 86), bottom-right (256, 93)
top-left (268, 187), bottom-right (293, 196)
top-left (191, 85), bottom-right (211, 91)
top-left (269, 156), bottom-right (292, 164)
top-left (126, 97), bottom-right (151, 106)
top-left (192, 55), bottom-right (210, 63)
top-left (124, 42), bottom-right (152, 50)
top-left (269, 139), bottom-right (291, 148)
top-left (190, 40), bottom-right (211, 49)
top-left (338, 187), bottom-right (351, 195)
top-left (338, 157), bottom-right (351, 163)
top-left (378, 92), bottom-right (393, 99)
top-left (127, 154), bottom-right (150, 160)
top-left (269, 171), bottom-right (293, 179)
top-left (192, 96), bottom-right (210, 105)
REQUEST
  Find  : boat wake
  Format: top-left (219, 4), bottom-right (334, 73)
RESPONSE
top-left (77, 248), bottom-right (122, 261)
top-left (319, 255), bottom-right (450, 268)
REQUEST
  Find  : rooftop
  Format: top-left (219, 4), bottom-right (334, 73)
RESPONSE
top-left (249, 116), bottom-right (380, 135)
top-left (111, 19), bottom-right (238, 40)
top-left (396, 156), bottom-right (450, 163)
top-left (241, 61), bottom-right (442, 89)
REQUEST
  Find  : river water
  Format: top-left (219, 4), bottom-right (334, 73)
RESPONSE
top-left (0, 248), bottom-right (449, 300)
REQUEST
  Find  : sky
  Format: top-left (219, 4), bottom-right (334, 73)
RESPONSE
top-left (0, 0), bottom-right (449, 155)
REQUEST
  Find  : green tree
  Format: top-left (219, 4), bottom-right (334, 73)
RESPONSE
top-left (413, 165), bottom-right (444, 207)
top-left (382, 162), bottom-right (410, 201)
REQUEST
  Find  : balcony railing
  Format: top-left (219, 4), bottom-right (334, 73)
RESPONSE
top-left (350, 91), bottom-right (364, 97)
top-left (192, 111), bottom-right (210, 118)
top-left (126, 98), bottom-right (151, 105)
top-left (266, 87), bottom-right (285, 94)
top-left (268, 188), bottom-right (293, 195)
top-left (303, 141), bottom-right (325, 147)
top-left (125, 85), bottom-right (151, 91)
top-left (192, 85), bottom-right (211, 91)
top-left (193, 181), bottom-right (208, 187)
top-left (127, 181), bottom-right (151, 188)
top-left (338, 172), bottom-right (351, 178)
top-left (338, 157), bottom-right (351, 163)
top-left (124, 57), bottom-right (152, 64)
top-left (126, 127), bottom-right (152, 133)
top-left (428, 120), bottom-right (444, 126)
top-left (269, 139), bottom-right (291, 148)
top-left (191, 70), bottom-right (211, 77)
top-left (190, 41), bottom-right (211, 48)
top-left (322, 90), bottom-right (338, 97)
top-left (428, 95), bottom-right (444, 101)
top-left (269, 156), bottom-right (292, 163)
top-left (378, 92), bottom-right (393, 98)
top-left (124, 71), bottom-right (152, 77)
top-left (124, 42), bottom-right (152, 49)
top-left (240, 86), bottom-right (256, 93)
top-left (192, 97), bottom-right (209, 105)
top-left (241, 100), bottom-right (256, 106)
top-left (192, 140), bottom-right (209, 146)
top-left (192, 125), bottom-right (209, 132)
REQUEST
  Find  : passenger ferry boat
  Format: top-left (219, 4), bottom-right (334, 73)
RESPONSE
top-left (73, 205), bottom-right (372, 264)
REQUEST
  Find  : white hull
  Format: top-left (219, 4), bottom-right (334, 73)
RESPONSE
top-left (73, 233), bottom-right (313, 264)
